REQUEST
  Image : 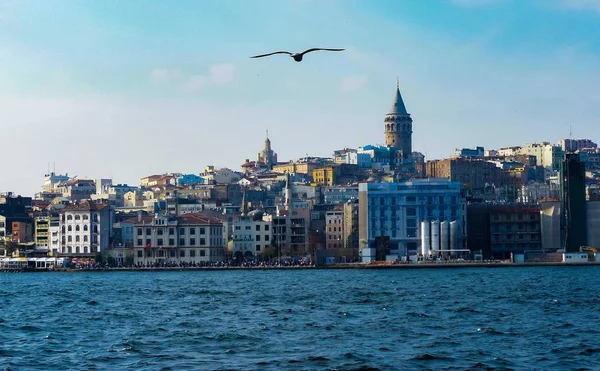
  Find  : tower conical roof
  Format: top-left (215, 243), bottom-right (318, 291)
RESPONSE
top-left (390, 79), bottom-right (408, 115)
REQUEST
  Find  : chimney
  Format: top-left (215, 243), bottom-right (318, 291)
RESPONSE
top-left (137, 210), bottom-right (142, 222)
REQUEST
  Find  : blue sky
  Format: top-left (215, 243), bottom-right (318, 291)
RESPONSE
top-left (1, 0), bottom-right (599, 195)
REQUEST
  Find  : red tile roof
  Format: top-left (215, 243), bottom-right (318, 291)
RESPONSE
top-left (177, 213), bottom-right (223, 225)
top-left (60, 200), bottom-right (108, 212)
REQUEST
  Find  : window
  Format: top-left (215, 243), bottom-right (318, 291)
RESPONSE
top-left (200, 238), bottom-right (206, 245)
top-left (170, 249), bottom-right (176, 258)
top-left (190, 238), bottom-right (196, 246)
top-left (68, 236), bottom-right (72, 242)
top-left (169, 228), bottom-right (175, 235)
top-left (83, 225), bottom-right (88, 232)
top-left (147, 250), bottom-right (152, 257)
top-left (265, 225), bottom-right (269, 231)
top-left (200, 228), bottom-right (205, 234)
top-left (200, 249), bottom-right (206, 257)
top-left (68, 225), bottom-right (72, 232)
top-left (256, 235), bottom-right (261, 241)
top-left (190, 249), bottom-right (196, 257)
top-left (157, 228), bottom-right (163, 235)
top-left (179, 227), bottom-right (185, 235)
top-left (256, 245), bottom-right (261, 251)
top-left (146, 228), bottom-right (151, 235)
top-left (159, 250), bottom-right (165, 257)
top-left (190, 228), bottom-right (196, 235)
top-left (137, 239), bottom-right (143, 246)
top-left (67, 215), bottom-right (73, 221)
top-left (245, 226), bottom-right (251, 230)
top-left (75, 225), bottom-right (80, 232)
top-left (180, 250), bottom-right (185, 257)
top-left (146, 239), bottom-right (151, 246)
top-left (235, 226), bottom-right (241, 230)
top-left (83, 215), bottom-right (89, 220)
top-left (157, 239), bottom-right (163, 246)
top-left (256, 225), bottom-right (260, 231)
top-left (137, 251), bottom-right (143, 258)
top-left (83, 236), bottom-right (88, 242)
top-left (179, 238), bottom-right (185, 245)
top-left (265, 235), bottom-right (269, 241)
top-left (169, 238), bottom-right (175, 246)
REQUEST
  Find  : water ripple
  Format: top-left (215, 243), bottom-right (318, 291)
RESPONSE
top-left (1, 267), bottom-right (600, 369)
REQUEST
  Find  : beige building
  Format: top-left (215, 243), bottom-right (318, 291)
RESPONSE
top-left (325, 208), bottom-right (344, 248)
top-left (131, 212), bottom-right (225, 265)
top-left (272, 157), bottom-right (332, 176)
top-left (426, 158), bottom-right (501, 191)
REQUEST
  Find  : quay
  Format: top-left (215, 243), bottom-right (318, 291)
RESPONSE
top-left (3, 261), bottom-right (600, 273)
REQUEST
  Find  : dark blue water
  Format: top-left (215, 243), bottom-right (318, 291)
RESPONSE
top-left (1, 267), bottom-right (600, 370)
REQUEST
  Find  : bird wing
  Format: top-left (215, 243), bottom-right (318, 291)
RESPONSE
top-left (299, 48), bottom-right (345, 56)
top-left (250, 51), bottom-right (293, 59)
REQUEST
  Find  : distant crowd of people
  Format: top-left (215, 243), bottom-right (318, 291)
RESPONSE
top-left (60, 258), bottom-right (316, 270)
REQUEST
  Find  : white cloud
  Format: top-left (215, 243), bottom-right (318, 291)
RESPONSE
top-left (181, 75), bottom-right (206, 92)
top-left (174, 63), bottom-right (235, 92)
top-left (449, 0), bottom-right (503, 6)
top-left (340, 75), bottom-right (368, 93)
top-left (209, 63), bottom-right (235, 85)
top-left (558, 0), bottom-right (600, 12)
top-left (149, 68), bottom-right (181, 84)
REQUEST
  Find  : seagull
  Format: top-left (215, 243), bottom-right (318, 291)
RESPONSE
top-left (250, 48), bottom-right (345, 62)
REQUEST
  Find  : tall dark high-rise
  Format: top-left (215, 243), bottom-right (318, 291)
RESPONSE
top-left (560, 153), bottom-right (587, 252)
top-left (384, 78), bottom-right (413, 171)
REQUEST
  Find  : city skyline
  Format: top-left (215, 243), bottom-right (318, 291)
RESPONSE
top-left (1, 0), bottom-right (599, 195)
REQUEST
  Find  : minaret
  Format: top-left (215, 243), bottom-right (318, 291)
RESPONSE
top-left (284, 172), bottom-right (292, 210)
top-left (384, 78), bottom-right (413, 168)
top-left (240, 186), bottom-right (248, 216)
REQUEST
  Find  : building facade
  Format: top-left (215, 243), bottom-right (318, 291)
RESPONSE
top-left (59, 200), bottom-right (112, 256)
top-left (325, 208), bottom-right (344, 248)
top-left (358, 179), bottom-right (466, 261)
top-left (132, 212), bottom-right (226, 265)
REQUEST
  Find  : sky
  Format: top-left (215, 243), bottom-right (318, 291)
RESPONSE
top-left (1, 0), bottom-right (599, 196)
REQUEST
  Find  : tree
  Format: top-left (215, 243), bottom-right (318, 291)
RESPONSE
top-left (261, 247), bottom-right (276, 261)
top-left (3, 240), bottom-right (19, 257)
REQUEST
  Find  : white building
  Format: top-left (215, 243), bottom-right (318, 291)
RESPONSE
top-left (59, 200), bottom-right (112, 256)
top-left (518, 142), bottom-right (564, 171)
top-left (231, 213), bottom-right (272, 259)
top-left (201, 166), bottom-right (241, 185)
top-left (358, 179), bottom-right (466, 261)
top-left (558, 138), bottom-right (597, 152)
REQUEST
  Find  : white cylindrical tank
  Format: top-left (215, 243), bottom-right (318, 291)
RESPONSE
top-left (420, 221), bottom-right (430, 256)
top-left (440, 221), bottom-right (449, 253)
top-left (431, 220), bottom-right (440, 255)
top-left (450, 220), bottom-right (458, 253)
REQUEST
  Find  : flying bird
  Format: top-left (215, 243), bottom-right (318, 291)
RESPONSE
top-left (250, 48), bottom-right (345, 62)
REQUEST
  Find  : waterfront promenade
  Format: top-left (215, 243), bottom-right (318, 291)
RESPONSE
top-left (3, 260), bottom-right (599, 272)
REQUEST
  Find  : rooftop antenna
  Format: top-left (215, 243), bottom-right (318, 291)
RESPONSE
top-left (569, 124), bottom-right (572, 139)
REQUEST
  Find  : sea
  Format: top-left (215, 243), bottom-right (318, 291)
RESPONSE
top-left (1, 266), bottom-right (600, 370)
